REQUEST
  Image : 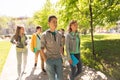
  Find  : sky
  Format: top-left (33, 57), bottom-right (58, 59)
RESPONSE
top-left (0, 0), bottom-right (58, 17)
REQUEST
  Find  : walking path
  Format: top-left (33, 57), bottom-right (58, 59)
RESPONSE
top-left (0, 44), bottom-right (48, 80)
top-left (0, 44), bottom-right (112, 80)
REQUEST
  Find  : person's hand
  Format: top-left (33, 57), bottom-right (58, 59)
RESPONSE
top-left (69, 60), bottom-right (72, 64)
top-left (60, 47), bottom-right (64, 54)
top-left (13, 40), bottom-right (17, 44)
top-left (43, 56), bottom-right (47, 62)
top-left (44, 58), bottom-right (47, 62)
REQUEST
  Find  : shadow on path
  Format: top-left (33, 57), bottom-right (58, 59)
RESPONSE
top-left (25, 68), bottom-right (48, 80)
top-left (25, 66), bottom-right (71, 80)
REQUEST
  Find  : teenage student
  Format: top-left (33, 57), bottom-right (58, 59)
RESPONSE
top-left (65, 20), bottom-right (82, 80)
top-left (40, 15), bottom-right (63, 80)
top-left (31, 26), bottom-right (46, 72)
top-left (11, 25), bottom-right (28, 79)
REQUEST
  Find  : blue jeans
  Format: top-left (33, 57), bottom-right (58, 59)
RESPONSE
top-left (46, 58), bottom-right (63, 80)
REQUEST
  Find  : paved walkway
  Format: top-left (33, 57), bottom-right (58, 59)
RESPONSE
top-left (0, 44), bottom-right (111, 80)
top-left (0, 44), bottom-right (49, 80)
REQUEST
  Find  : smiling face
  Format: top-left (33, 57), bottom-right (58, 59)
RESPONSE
top-left (68, 20), bottom-right (78, 33)
top-left (70, 22), bottom-right (78, 32)
top-left (48, 18), bottom-right (57, 31)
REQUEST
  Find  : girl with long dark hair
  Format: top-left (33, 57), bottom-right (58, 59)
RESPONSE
top-left (11, 25), bottom-right (28, 80)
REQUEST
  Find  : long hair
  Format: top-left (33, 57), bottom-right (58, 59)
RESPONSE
top-left (67, 20), bottom-right (77, 33)
top-left (14, 26), bottom-right (22, 41)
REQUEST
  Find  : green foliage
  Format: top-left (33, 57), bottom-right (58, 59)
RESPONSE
top-left (57, 0), bottom-right (120, 31)
top-left (32, 0), bottom-right (119, 31)
top-left (92, 0), bottom-right (120, 26)
top-left (33, 0), bottom-right (56, 31)
top-left (0, 41), bottom-right (11, 74)
top-left (26, 18), bottom-right (34, 27)
top-left (57, 0), bottom-right (90, 31)
top-left (81, 34), bottom-right (120, 80)
top-left (0, 16), bottom-right (11, 28)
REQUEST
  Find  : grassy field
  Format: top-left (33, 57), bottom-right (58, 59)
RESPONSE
top-left (81, 34), bottom-right (120, 80)
top-left (0, 41), bottom-right (11, 75)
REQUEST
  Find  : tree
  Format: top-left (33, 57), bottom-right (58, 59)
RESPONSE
top-left (89, 0), bottom-right (95, 58)
top-left (57, 0), bottom-right (120, 57)
top-left (33, 0), bottom-right (56, 31)
top-left (0, 16), bottom-right (11, 28)
top-left (57, 0), bottom-right (90, 32)
top-left (0, 16), bottom-right (11, 35)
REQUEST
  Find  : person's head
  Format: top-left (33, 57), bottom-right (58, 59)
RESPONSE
top-left (60, 28), bottom-right (65, 34)
top-left (15, 25), bottom-right (25, 41)
top-left (16, 25), bottom-right (25, 35)
top-left (48, 15), bottom-right (57, 31)
top-left (68, 20), bottom-right (78, 33)
top-left (36, 26), bottom-right (42, 34)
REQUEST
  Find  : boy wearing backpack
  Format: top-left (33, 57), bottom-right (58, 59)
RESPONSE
top-left (31, 26), bottom-right (46, 72)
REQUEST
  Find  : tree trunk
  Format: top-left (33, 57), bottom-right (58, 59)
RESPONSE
top-left (89, 0), bottom-right (96, 59)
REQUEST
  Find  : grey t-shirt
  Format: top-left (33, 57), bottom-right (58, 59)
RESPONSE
top-left (41, 29), bottom-right (63, 59)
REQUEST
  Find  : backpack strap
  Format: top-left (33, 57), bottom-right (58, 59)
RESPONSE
top-left (36, 34), bottom-right (40, 40)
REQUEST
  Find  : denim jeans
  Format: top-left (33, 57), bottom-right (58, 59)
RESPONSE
top-left (70, 54), bottom-right (82, 80)
top-left (46, 58), bottom-right (63, 80)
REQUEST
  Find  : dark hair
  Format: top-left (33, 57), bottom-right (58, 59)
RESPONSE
top-left (36, 26), bottom-right (41, 30)
top-left (48, 15), bottom-right (57, 22)
top-left (68, 20), bottom-right (77, 33)
top-left (14, 26), bottom-right (23, 41)
top-left (36, 26), bottom-right (41, 32)
top-left (61, 28), bottom-right (65, 32)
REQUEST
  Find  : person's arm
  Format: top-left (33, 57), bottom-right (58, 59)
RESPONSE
top-left (65, 34), bottom-right (72, 64)
top-left (30, 34), bottom-right (34, 52)
top-left (40, 33), bottom-right (47, 62)
top-left (60, 35), bottom-right (64, 56)
top-left (25, 35), bottom-right (28, 46)
top-left (62, 36), bottom-right (65, 56)
top-left (10, 35), bottom-right (17, 44)
top-left (40, 48), bottom-right (47, 62)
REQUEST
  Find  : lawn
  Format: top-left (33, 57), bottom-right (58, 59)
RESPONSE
top-left (0, 41), bottom-right (11, 75)
top-left (81, 34), bottom-right (120, 80)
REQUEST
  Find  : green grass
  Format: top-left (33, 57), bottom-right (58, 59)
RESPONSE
top-left (0, 41), bottom-right (11, 75)
top-left (81, 34), bottom-right (120, 80)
